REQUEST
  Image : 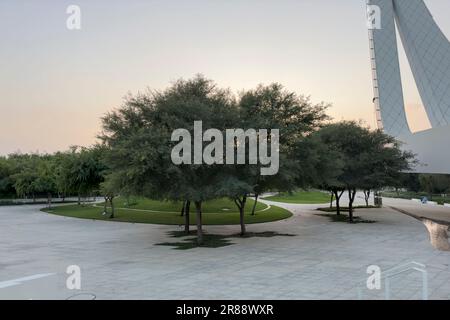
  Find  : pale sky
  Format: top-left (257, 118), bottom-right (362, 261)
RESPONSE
top-left (1, 0), bottom-right (449, 155)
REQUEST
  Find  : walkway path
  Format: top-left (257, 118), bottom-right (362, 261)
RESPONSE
top-left (383, 197), bottom-right (450, 225)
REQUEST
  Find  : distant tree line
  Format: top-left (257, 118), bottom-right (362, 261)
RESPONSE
top-left (0, 146), bottom-right (106, 206)
top-left (389, 173), bottom-right (450, 200)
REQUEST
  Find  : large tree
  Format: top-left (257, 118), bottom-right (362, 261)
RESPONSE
top-left (297, 133), bottom-right (345, 213)
top-left (100, 75), bottom-right (237, 244)
top-left (101, 78), bottom-right (331, 240)
top-left (311, 121), bottom-right (415, 222)
top-left (237, 84), bottom-right (329, 212)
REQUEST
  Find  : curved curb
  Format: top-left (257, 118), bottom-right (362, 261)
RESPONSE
top-left (92, 203), bottom-right (272, 215)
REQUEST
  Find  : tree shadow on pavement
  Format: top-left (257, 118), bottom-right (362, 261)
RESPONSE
top-left (315, 213), bottom-right (377, 224)
top-left (156, 230), bottom-right (296, 250)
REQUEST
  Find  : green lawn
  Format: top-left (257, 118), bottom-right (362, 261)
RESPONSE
top-left (264, 190), bottom-right (330, 204)
top-left (42, 197), bottom-right (292, 225)
top-left (111, 196), bottom-right (267, 213)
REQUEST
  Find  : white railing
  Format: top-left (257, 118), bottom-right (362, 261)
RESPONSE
top-left (357, 262), bottom-right (428, 300)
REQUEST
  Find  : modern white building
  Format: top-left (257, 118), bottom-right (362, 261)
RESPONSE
top-left (367, 0), bottom-right (450, 174)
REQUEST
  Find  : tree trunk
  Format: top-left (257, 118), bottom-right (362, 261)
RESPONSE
top-left (47, 192), bottom-right (52, 209)
top-left (194, 201), bottom-right (203, 245)
top-left (109, 197), bottom-right (115, 219)
top-left (333, 190), bottom-right (343, 215)
top-left (184, 201), bottom-right (190, 234)
top-left (330, 192), bottom-right (334, 208)
top-left (103, 196), bottom-right (108, 215)
top-left (364, 190), bottom-right (371, 207)
top-left (77, 193), bottom-right (81, 205)
top-left (251, 194), bottom-right (259, 216)
top-left (180, 200), bottom-right (186, 217)
top-left (33, 193), bottom-right (36, 203)
top-left (348, 188), bottom-right (356, 223)
top-left (240, 195), bottom-right (247, 236)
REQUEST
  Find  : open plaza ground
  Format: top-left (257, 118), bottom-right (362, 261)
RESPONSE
top-left (1, 193), bottom-right (449, 300)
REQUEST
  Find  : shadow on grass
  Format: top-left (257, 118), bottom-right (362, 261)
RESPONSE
top-left (156, 230), bottom-right (296, 250)
top-left (315, 213), bottom-right (377, 224)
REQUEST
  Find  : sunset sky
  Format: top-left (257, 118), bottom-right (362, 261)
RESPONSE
top-left (1, 0), bottom-right (449, 155)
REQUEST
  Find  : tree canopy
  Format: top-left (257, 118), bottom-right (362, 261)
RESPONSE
top-left (99, 76), bottom-right (331, 242)
top-left (0, 76), bottom-right (422, 242)
top-left (309, 121), bottom-right (416, 221)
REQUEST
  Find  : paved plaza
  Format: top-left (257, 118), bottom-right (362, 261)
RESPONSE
top-left (1, 195), bottom-right (449, 300)
top-left (383, 197), bottom-right (450, 225)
